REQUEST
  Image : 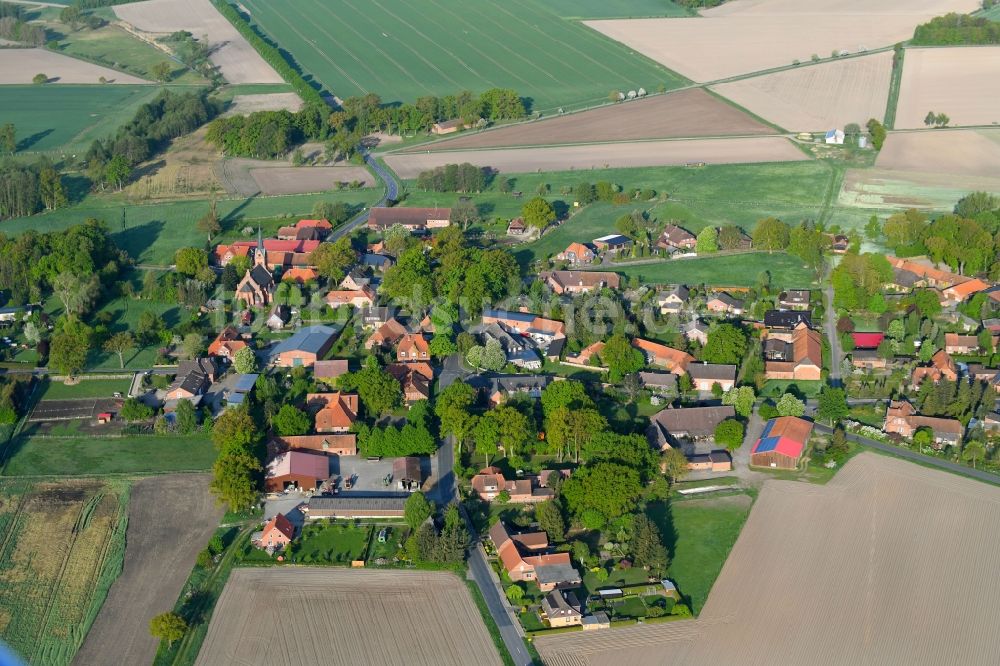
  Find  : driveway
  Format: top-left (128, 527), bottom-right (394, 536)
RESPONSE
top-left (822, 264), bottom-right (843, 386)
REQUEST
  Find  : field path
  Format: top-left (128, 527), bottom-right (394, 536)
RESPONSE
top-left (73, 474), bottom-right (223, 666)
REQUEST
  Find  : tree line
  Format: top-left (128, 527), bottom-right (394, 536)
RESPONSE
top-left (913, 13), bottom-right (1000, 45)
top-left (0, 158), bottom-right (66, 219)
top-left (0, 2), bottom-right (46, 46)
top-left (415, 163), bottom-right (488, 193)
top-left (205, 106), bottom-right (329, 159)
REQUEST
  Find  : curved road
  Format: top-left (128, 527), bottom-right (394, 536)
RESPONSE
top-left (327, 152), bottom-right (400, 242)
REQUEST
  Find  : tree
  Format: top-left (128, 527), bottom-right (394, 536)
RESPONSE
top-left (701, 323), bottom-right (747, 365)
top-left (661, 448), bottom-right (689, 484)
top-left (311, 237), bottom-right (356, 281)
top-left (33, 73), bottom-right (47, 85)
top-left (436, 380), bottom-right (475, 445)
top-left (210, 449), bottom-right (261, 511)
top-left (816, 386), bottom-right (849, 425)
top-left (99, 331), bottom-right (134, 369)
top-left (120, 397), bottom-right (154, 422)
top-left (151, 61), bottom-right (173, 82)
top-left (714, 419), bottom-right (745, 451)
top-left (149, 612), bottom-right (187, 648)
top-left (341, 358), bottom-right (402, 416)
top-left (473, 413), bottom-right (499, 466)
top-left (631, 514), bottom-right (669, 577)
top-left (913, 288), bottom-right (942, 318)
top-left (722, 386), bottom-right (756, 418)
top-left (313, 200), bottom-right (351, 224)
top-left (212, 407), bottom-right (260, 456)
top-left (536, 500), bottom-right (566, 541)
top-left (175, 398), bottom-right (197, 434)
top-left (775, 392), bottom-right (805, 417)
top-left (197, 199), bottom-right (221, 240)
top-left (913, 426), bottom-right (933, 448)
top-left (104, 154), bottom-right (131, 190)
top-left (962, 440), bottom-right (986, 469)
top-left (182, 333), bottom-right (204, 359)
top-left (561, 462), bottom-right (642, 520)
top-left (50, 326), bottom-right (90, 377)
top-left (494, 405), bottom-right (533, 459)
top-left (175, 247), bottom-right (209, 277)
top-left (752, 217), bottom-right (790, 252)
top-left (599, 333), bottom-right (645, 382)
top-left (52, 272), bottom-right (99, 317)
top-left (404, 491), bottom-right (433, 529)
top-left (695, 226), bottom-right (718, 253)
top-left (273, 404), bottom-right (310, 436)
top-left (0, 123), bottom-right (14, 154)
top-left (521, 196), bottom-right (556, 230)
top-left (505, 584), bottom-right (524, 604)
top-left (231, 346), bottom-right (257, 374)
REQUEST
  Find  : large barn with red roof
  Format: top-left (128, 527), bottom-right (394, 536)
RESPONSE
top-left (751, 416), bottom-right (814, 470)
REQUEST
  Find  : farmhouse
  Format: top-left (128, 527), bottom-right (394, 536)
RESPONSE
top-left (751, 416), bottom-right (813, 470)
top-left (705, 293), bottom-right (744, 315)
top-left (540, 270), bottom-right (621, 294)
top-left (368, 207), bottom-right (451, 232)
top-left (314, 359), bottom-right (349, 382)
top-left (942, 279), bottom-right (991, 304)
top-left (304, 496), bottom-right (406, 519)
top-left (265, 451), bottom-right (330, 492)
top-left (207, 326), bottom-right (247, 359)
top-left (647, 405), bottom-right (736, 450)
top-left (271, 434), bottom-right (358, 457)
top-left (366, 318), bottom-right (408, 350)
top-left (592, 234), bottom-right (632, 254)
top-left (387, 362), bottom-right (433, 404)
top-left (656, 224), bottom-right (696, 252)
top-left (541, 590), bottom-right (583, 628)
top-left (684, 320), bottom-right (709, 346)
top-left (911, 350), bottom-right (959, 388)
top-left (632, 338), bottom-right (693, 373)
top-left (886, 257), bottom-right (966, 289)
top-left (944, 333), bottom-right (984, 355)
top-left (270, 325), bottom-right (337, 368)
top-left (507, 217), bottom-right (527, 235)
top-left (306, 392), bottom-right (358, 433)
top-left (778, 289), bottom-right (810, 310)
top-left (431, 118), bottom-right (468, 135)
top-left (253, 513), bottom-right (295, 551)
top-left (687, 363), bottom-right (736, 392)
top-left (556, 242), bottom-right (596, 265)
top-left (764, 323), bottom-right (822, 381)
top-left (481, 309), bottom-right (566, 344)
top-left (883, 400), bottom-right (963, 447)
top-left (261, 239), bottom-right (320, 269)
top-left (764, 310), bottom-right (811, 330)
top-left (479, 323), bottom-right (541, 369)
top-left (324, 286), bottom-right (377, 309)
top-left (397, 333), bottom-right (430, 362)
top-left (471, 467), bottom-right (554, 503)
top-left (490, 521), bottom-right (580, 592)
top-left (213, 241), bottom-right (254, 266)
top-left (340, 270), bottom-right (371, 291)
top-left (658, 285), bottom-right (690, 313)
top-left (165, 358), bottom-right (217, 401)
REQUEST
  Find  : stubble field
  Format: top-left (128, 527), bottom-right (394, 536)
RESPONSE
top-left (73, 475), bottom-right (223, 666)
top-left (711, 51), bottom-right (893, 131)
top-left (195, 568), bottom-right (503, 666)
top-left (538, 453), bottom-right (1000, 665)
top-left (894, 47), bottom-right (1000, 129)
top-left (235, 0), bottom-right (683, 113)
top-left (874, 129), bottom-right (1000, 178)
top-left (385, 137), bottom-right (806, 178)
top-left (0, 48), bottom-right (148, 84)
top-left (409, 88), bottom-right (774, 151)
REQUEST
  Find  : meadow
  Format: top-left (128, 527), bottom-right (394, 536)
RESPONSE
top-left (614, 253), bottom-right (817, 288)
top-left (542, 0), bottom-right (692, 18)
top-left (235, 0), bottom-right (684, 113)
top-left (0, 85), bottom-right (173, 155)
top-left (39, 378), bottom-right (133, 401)
top-left (0, 478), bottom-right (128, 666)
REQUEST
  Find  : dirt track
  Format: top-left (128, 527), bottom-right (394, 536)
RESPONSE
top-left (538, 452), bottom-right (1000, 665)
top-left (0, 48), bottom-right (147, 84)
top-left (73, 475), bottom-right (223, 666)
top-left (195, 568), bottom-right (502, 666)
top-left (410, 89), bottom-right (772, 152)
top-left (895, 47), bottom-right (1000, 129)
top-left (385, 137), bottom-right (805, 178)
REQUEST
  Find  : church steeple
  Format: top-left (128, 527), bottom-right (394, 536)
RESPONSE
top-left (254, 226), bottom-right (267, 267)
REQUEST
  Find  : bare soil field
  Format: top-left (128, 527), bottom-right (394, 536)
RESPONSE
top-left (223, 92), bottom-right (304, 116)
top-left (538, 452), bottom-right (1000, 665)
top-left (876, 129), bottom-right (1000, 178)
top-left (585, 0), bottom-right (979, 82)
top-left (73, 474), bottom-right (222, 666)
top-left (840, 168), bottom-right (1000, 211)
top-left (250, 166), bottom-right (374, 195)
top-left (0, 48), bottom-right (147, 84)
top-left (114, 0), bottom-right (283, 84)
top-left (711, 51), bottom-right (892, 131)
top-left (195, 568), bottom-right (502, 666)
top-left (384, 137), bottom-right (806, 178)
top-left (895, 47), bottom-right (1000, 129)
top-left (125, 125), bottom-right (223, 199)
top-left (409, 89), bottom-right (773, 152)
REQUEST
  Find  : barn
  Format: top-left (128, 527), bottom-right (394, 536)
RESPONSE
top-left (751, 416), bottom-right (813, 470)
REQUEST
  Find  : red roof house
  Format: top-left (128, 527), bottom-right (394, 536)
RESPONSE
top-left (851, 332), bottom-right (884, 349)
top-left (255, 513), bottom-right (295, 550)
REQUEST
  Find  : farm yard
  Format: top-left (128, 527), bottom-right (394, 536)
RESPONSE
top-left (0, 479), bottom-right (128, 666)
top-left (113, 0), bottom-right (282, 84)
top-left (0, 49), bottom-right (147, 85)
top-left (235, 0), bottom-right (684, 113)
top-left (584, 0), bottom-right (979, 83)
top-left (74, 475), bottom-right (223, 666)
top-left (194, 568), bottom-right (503, 666)
top-left (0, 85), bottom-right (168, 155)
top-left (383, 137), bottom-right (806, 178)
top-left (894, 47), bottom-right (1000, 129)
top-left (711, 51), bottom-right (893, 132)
top-left (408, 88), bottom-right (774, 152)
top-left (537, 453), bottom-right (1000, 665)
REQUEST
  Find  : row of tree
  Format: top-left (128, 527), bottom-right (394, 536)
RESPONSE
top-left (205, 106), bottom-right (329, 159)
top-left (912, 13), bottom-right (1000, 45)
top-left (414, 163), bottom-right (488, 193)
top-left (0, 158), bottom-right (66, 219)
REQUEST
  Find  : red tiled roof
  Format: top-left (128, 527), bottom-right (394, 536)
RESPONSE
top-left (851, 332), bottom-right (884, 349)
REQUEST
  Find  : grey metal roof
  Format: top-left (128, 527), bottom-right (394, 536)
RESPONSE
top-left (535, 562), bottom-right (582, 585)
top-left (307, 496), bottom-right (407, 512)
top-left (233, 374), bottom-right (259, 392)
top-left (272, 325), bottom-right (336, 356)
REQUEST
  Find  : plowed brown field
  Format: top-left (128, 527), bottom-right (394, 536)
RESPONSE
top-left (538, 453), bottom-right (1000, 665)
top-left (895, 47), bottom-right (1000, 129)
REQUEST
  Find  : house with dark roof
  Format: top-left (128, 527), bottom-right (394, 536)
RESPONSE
top-left (489, 521), bottom-right (580, 592)
top-left (647, 405), bottom-right (736, 451)
top-left (764, 323), bottom-right (822, 381)
top-left (304, 496), bottom-right (406, 519)
top-left (253, 513), bottom-right (295, 551)
top-left (542, 590), bottom-right (583, 627)
top-left (639, 372), bottom-right (678, 395)
top-left (751, 416), bottom-right (812, 469)
top-left (481, 309), bottom-right (565, 346)
top-left (658, 285), bottom-right (690, 313)
top-left (778, 289), bottom-right (811, 310)
top-left (687, 363), bottom-right (736, 392)
top-left (270, 325), bottom-right (337, 368)
top-left (362, 253), bottom-right (395, 272)
top-left (764, 310), bottom-right (812, 329)
top-left (592, 234), bottom-right (632, 254)
top-left (479, 323), bottom-right (541, 369)
top-left (165, 358), bottom-right (217, 401)
top-left (706, 292), bottom-right (744, 315)
top-left (656, 224), bottom-right (696, 252)
top-left (393, 456), bottom-right (423, 492)
top-left (467, 374), bottom-right (554, 406)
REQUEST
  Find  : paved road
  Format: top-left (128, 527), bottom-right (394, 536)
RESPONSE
top-left (327, 153), bottom-right (400, 242)
top-left (822, 265), bottom-right (843, 387)
top-left (813, 422), bottom-right (1000, 485)
top-left (467, 544), bottom-right (534, 666)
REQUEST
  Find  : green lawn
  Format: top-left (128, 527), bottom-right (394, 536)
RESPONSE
top-left (542, 0), bottom-right (692, 18)
top-left (2, 190), bottom-right (381, 265)
top-left (761, 379), bottom-right (823, 398)
top-left (46, 25), bottom-right (206, 84)
top-left (39, 377), bottom-right (132, 400)
top-left (649, 494), bottom-right (753, 614)
top-left (1, 433), bottom-right (217, 476)
top-left (234, 0), bottom-right (685, 113)
top-left (614, 253), bottom-right (816, 288)
top-left (85, 296), bottom-right (184, 370)
top-left (288, 521), bottom-right (372, 564)
top-left (0, 85), bottom-right (172, 155)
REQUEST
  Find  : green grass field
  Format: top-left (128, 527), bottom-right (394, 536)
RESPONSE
top-left (613, 253), bottom-right (816, 288)
top-left (1, 433), bottom-right (217, 476)
top-left (289, 521), bottom-right (372, 564)
top-left (0, 85), bottom-right (174, 155)
top-left (652, 494), bottom-right (752, 614)
top-left (39, 378), bottom-right (133, 400)
top-left (2, 190), bottom-right (381, 265)
top-left (235, 0), bottom-right (685, 113)
top-left (542, 0), bottom-right (692, 18)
